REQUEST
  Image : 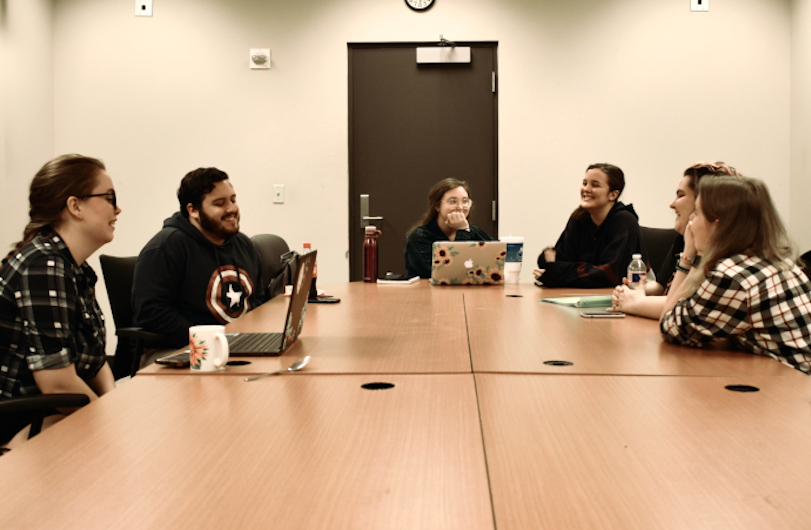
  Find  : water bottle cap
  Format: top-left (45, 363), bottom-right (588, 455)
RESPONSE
top-left (632, 253), bottom-right (642, 259)
top-left (365, 226), bottom-right (377, 234)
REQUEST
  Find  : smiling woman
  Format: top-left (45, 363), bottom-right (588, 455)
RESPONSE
top-left (534, 163), bottom-right (647, 288)
top-left (610, 161), bottom-right (740, 319)
top-left (0, 154), bottom-right (119, 447)
top-left (404, 178), bottom-right (495, 279)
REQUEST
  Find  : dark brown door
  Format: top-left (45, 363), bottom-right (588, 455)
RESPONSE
top-left (348, 42), bottom-right (498, 281)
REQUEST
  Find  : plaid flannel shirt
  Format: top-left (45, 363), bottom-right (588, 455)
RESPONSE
top-left (661, 254), bottom-right (811, 374)
top-left (0, 230), bottom-right (107, 397)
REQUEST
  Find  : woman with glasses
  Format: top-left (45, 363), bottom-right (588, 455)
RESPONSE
top-left (534, 163), bottom-right (647, 287)
top-left (0, 154), bottom-right (120, 448)
top-left (405, 178), bottom-right (495, 278)
top-left (660, 176), bottom-right (811, 375)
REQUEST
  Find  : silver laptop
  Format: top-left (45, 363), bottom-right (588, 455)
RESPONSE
top-left (430, 241), bottom-right (507, 285)
top-left (226, 251), bottom-right (316, 355)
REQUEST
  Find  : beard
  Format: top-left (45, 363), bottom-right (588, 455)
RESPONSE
top-left (199, 208), bottom-right (240, 241)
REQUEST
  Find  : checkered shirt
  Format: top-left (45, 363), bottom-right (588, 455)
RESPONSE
top-left (661, 254), bottom-right (811, 374)
top-left (0, 230), bottom-right (107, 397)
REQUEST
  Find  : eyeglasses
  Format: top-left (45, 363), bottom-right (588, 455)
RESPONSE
top-left (80, 191), bottom-right (117, 209)
top-left (441, 198), bottom-right (473, 208)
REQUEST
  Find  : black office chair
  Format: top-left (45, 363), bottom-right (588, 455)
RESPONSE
top-left (251, 234), bottom-right (291, 299)
top-left (639, 226), bottom-right (680, 278)
top-left (801, 250), bottom-right (811, 279)
top-left (99, 255), bottom-right (171, 380)
top-left (0, 393), bottom-right (90, 450)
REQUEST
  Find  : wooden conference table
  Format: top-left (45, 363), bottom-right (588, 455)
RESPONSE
top-left (2, 281), bottom-right (810, 530)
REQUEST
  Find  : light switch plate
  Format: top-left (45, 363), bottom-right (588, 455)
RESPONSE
top-left (691, 0), bottom-right (708, 12)
top-left (136, 0), bottom-right (153, 17)
top-left (273, 184), bottom-right (284, 204)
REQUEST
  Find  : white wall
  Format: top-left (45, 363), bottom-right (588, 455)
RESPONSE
top-left (792, 0), bottom-right (811, 254)
top-left (1, 0), bottom-right (55, 248)
top-left (2, 0), bottom-right (798, 352)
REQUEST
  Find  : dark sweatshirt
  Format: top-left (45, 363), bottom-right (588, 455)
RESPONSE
top-left (132, 212), bottom-right (267, 347)
top-left (537, 201), bottom-right (647, 288)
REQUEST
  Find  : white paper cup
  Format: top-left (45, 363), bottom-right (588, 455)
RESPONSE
top-left (500, 236), bottom-right (524, 284)
top-left (503, 262), bottom-right (522, 284)
top-left (189, 325), bottom-right (230, 372)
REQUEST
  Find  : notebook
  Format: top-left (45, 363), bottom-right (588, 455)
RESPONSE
top-left (539, 295), bottom-right (614, 308)
top-left (226, 250), bottom-right (316, 355)
top-left (430, 241), bottom-right (507, 285)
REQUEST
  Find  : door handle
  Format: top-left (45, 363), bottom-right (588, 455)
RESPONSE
top-left (360, 195), bottom-right (383, 228)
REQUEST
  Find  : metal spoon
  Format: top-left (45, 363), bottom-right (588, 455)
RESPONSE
top-left (243, 356), bottom-right (311, 382)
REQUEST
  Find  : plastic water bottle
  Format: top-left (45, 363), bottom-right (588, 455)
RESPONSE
top-left (363, 226), bottom-right (380, 283)
top-left (627, 253), bottom-right (647, 290)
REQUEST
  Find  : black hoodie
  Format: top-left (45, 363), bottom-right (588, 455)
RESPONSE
top-left (132, 212), bottom-right (267, 347)
top-left (537, 201), bottom-right (648, 288)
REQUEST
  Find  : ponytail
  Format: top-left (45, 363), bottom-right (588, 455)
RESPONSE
top-left (6, 154), bottom-right (105, 260)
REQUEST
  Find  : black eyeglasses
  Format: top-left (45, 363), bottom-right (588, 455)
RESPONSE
top-left (80, 191), bottom-right (117, 209)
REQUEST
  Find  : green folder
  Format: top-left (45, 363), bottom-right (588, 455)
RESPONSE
top-left (539, 295), bottom-right (614, 308)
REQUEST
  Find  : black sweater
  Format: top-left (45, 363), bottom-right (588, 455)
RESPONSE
top-left (132, 212), bottom-right (267, 347)
top-left (537, 202), bottom-right (647, 288)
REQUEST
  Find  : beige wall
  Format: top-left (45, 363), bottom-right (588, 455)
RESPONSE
top-left (2, 0), bottom-right (800, 352)
top-left (1, 0), bottom-right (55, 249)
top-left (792, 0), bottom-right (811, 254)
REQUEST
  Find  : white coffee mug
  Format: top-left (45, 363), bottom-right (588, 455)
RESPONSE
top-left (189, 325), bottom-right (230, 372)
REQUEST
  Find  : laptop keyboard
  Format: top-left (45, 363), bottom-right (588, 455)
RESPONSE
top-left (227, 333), bottom-right (283, 354)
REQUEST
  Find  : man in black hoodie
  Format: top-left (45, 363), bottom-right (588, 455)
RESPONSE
top-left (132, 168), bottom-right (267, 348)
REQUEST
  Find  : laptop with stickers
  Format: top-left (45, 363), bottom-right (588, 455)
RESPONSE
top-left (430, 241), bottom-right (507, 285)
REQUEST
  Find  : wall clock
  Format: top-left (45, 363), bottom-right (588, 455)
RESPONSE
top-left (405, 0), bottom-right (434, 11)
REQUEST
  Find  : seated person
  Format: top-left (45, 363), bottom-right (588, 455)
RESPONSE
top-left (534, 163), bottom-right (646, 288)
top-left (133, 168), bottom-right (267, 348)
top-left (660, 176), bottom-right (811, 375)
top-left (404, 178), bottom-right (495, 279)
top-left (0, 155), bottom-right (118, 447)
top-left (610, 162), bottom-right (739, 318)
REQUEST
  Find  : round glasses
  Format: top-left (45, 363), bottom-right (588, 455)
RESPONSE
top-left (441, 198), bottom-right (473, 208)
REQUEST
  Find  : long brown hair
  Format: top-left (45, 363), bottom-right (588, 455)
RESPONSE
top-left (571, 163), bottom-right (625, 222)
top-left (408, 178), bottom-right (472, 233)
top-left (6, 154), bottom-right (106, 260)
top-left (682, 176), bottom-right (794, 295)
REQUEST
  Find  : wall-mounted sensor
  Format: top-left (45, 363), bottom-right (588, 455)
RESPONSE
top-left (250, 49), bottom-right (271, 69)
top-left (691, 0), bottom-right (708, 12)
top-left (136, 0), bottom-right (153, 17)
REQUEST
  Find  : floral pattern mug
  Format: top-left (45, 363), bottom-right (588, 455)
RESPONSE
top-left (189, 325), bottom-right (230, 372)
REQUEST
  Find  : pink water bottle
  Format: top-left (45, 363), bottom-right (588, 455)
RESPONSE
top-left (363, 226), bottom-right (381, 283)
